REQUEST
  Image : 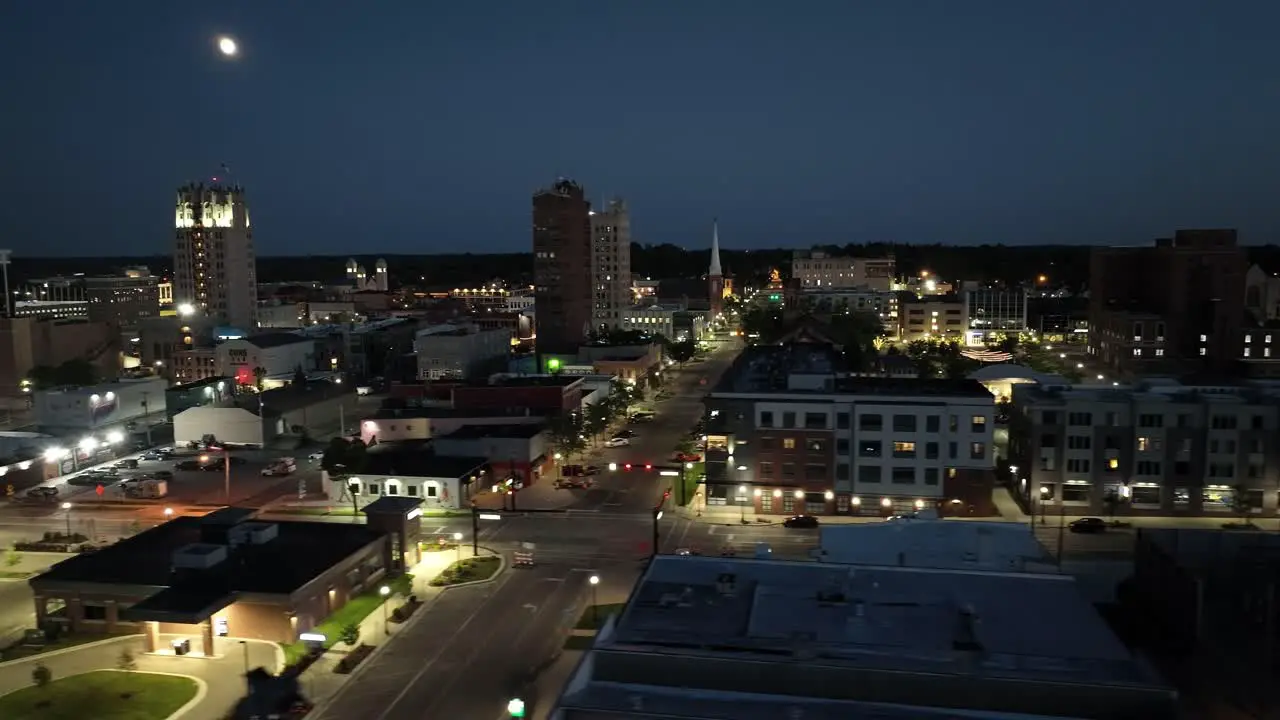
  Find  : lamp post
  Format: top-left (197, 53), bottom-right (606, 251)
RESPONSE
top-left (379, 585), bottom-right (391, 635)
top-left (738, 484), bottom-right (747, 523)
top-left (223, 446), bottom-right (232, 504)
top-left (453, 532), bottom-right (463, 563)
top-left (588, 574), bottom-right (600, 626)
top-left (239, 640), bottom-right (251, 694)
top-left (60, 502), bottom-right (72, 537)
top-left (163, 507), bottom-right (174, 521)
top-left (1038, 486), bottom-right (1049, 526)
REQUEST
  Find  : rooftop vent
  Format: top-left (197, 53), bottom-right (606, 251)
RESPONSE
top-left (228, 522), bottom-right (279, 548)
top-left (172, 543), bottom-right (228, 571)
top-left (953, 603), bottom-right (983, 653)
top-left (715, 573), bottom-right (737, 596)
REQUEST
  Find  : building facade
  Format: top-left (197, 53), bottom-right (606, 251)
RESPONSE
top-left (173, 182), bottom-right (259, 331)
top-left (414, 324), bottom-right (509, 381)
top-left (215, 333), bottom-right (315, 387)
top-left (622, 305), bottom-right (678, 341)
top-left (897, 296), bottom-right (966, 342)
top-left (590, 198), bottom-right (632, 332)
top-left (963, 288), bottom-right (1028, 344)
top-left (1008, 380), bottom-right (1280, 516)
top-left (704, 348), bottom-right (996, 516)
top-left (533, 179), bottom-right (593, 355)
top-left (791, 251), bottom-right (895, 291)
top-left (84, 268), bottom-right (160, 330)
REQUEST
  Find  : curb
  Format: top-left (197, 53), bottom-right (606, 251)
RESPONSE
top-left (426, 550), bottom-right (508, 589)
top-left (0, 633), bottom-right (143, 669)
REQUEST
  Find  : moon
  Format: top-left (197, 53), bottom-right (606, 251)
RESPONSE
top-left (217, 36), bottom-right (238, 57)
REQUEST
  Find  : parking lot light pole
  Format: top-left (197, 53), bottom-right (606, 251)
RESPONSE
top-left (61, 502), bottom-right (72, 537)
top-left (224, 447), bottom-right (232, 504)
top-left (379, 585), bottom-right (391, 635)
top-left (453, 532), bottom-right (463, 563)
top-left (589, 575), bottom-right (600, 626)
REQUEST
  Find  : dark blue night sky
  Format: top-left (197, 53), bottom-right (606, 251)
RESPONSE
top-left (3, 1), bottom-right (1279, 256)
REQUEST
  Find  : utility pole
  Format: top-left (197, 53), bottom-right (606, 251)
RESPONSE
top-left (0, 250), bottom-right (11, 319)
top-left (1055, 502), bottom-right (1066, 566)
top-left (470, 503), bottom-right (480, 556)
top-left (224, 447), bottom-right (232, 504)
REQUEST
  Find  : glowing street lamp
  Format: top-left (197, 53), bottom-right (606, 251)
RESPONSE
top-left (588, 574), bottom-right (600, 626)
top-left (105, 430), bottom-right (124, 444)
top-left (177, 303), bottom-right (195, 317)
top-left (453, 532), bottom-right (463, 563)
top-left (379, 585), bottom-right (391, 635)
top-left (60, 502), bottom-right (72, 537)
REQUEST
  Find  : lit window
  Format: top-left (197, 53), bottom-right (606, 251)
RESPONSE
top-left (1200, 347), bottom-right (1207, 356)
top-left (782, 438), bottom-right (796, 449)
top-left (1155, 349), bottom-right (1164, 357)
top-left (1133, 348), bottom-right (1142, 356)
top-left (1245, 348), bottom-right (1252, 358)
top-left (1200, 334), bottom-right (1208, 342)
top-left (1246, 335), bottom-right (1253, 344)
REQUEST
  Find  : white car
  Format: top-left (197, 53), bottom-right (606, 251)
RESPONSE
top-left (308, 451), bottom-right (325, 461)
top-left (604, 437), bottom-right (630, 448)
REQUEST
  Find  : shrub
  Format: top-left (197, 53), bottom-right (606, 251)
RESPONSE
top-left (117, 647), bottom-right (137, 672)
top-left (339, 622), bottom-right (360, 647)
top-left (31, 662), bottom-right (51, 688)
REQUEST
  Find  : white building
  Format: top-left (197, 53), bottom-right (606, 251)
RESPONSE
top-left (414, 323), bottom-right (509, 380)
top-left (590, 198), bottom-right (632, 331)
top-left (215, 333), bottom-right (315, 387)
top-left (325, 443), bottom-right (488, 510)
top-left (358, 408), bottom-right (545, 445)
top-left (345, 258), bottom-right (389, 292)
top-left (33, 377), bottom-right (168, 432)
top-left (257, 302), bottom-right (358, 329)
top-left (622, 305), bottom-right (677, 341)
top-left (172, 182), bottom-right (258, 331)
top-left (791, 250), bottom-right (896, 291)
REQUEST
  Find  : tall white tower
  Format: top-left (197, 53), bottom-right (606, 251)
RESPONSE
top-left (173, 182), bottom-right (258, 330)
top-left (375, 258), bottom-right (389, 292)
top-left (590, 198), bottom-right (632, 331)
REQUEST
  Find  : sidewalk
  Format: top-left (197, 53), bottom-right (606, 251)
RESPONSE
top-left (297, 545), bottom-right (476, 708)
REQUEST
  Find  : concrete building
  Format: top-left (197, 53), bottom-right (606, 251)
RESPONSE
top-left (33, 377), bottom-right (168, 433)
top-left (0, 316), bottom-right (119, 404)
top-left (622, 305), bottom-right (678, 341)
top-left (172, 182), bottom-right (259, 330)
top-left (797, 289), bottom-right (899, 329)
top-left (28, 507), bottom-right (408, 656)
top-left (137, 315), bottom-right (217, 373)
top-left (533, 178), bottom-right (594, 355)
top-left (414, 323), bottom-right (509, 381)
top-left (84, 268), bottom-right (160, 330)
top-left (791, 250), bottom-right (896, 291)
top-left (13, 300), bottom-right (88, 320)
top-left (897, 295), bottom-right (966, 342)
top-left (963, 287), bottom-right (1028, 345)
top-left (1008, 379), bottom-right (1280, 517)
top-left (552, 554), bottom-right (1175, 720)
top-left (704, 346), bottom-right (997, 516)
top-left (164, 376), bottom-right (234, 421)
top-left (173, 381), bottom-right (356, 446)
top-left (590, 198), bottom-right (632, 332)
top-left (216, 333), bottom-right (315, 388)
top-left (171, 347), bottom-right (217, 384)
top-left (345, 258), bottom-right (389, 292)
top-left (358, 407), bottom-right (545, 445)
top-left (326, 442), bottom-right (487, 510)
top-left (432, 423), bottom-right (550, 488)
top-left (1089, 229), bottom-right (1246, 375)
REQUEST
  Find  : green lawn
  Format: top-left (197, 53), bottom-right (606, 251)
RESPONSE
top-left (0, 670), bottom-right (197, 720)
top-left (676, 463), bottom-right (704, 506)
top-left (429, 555), bottom-right (501, 587)
top-left (0, 633), bottom-right (133, 663)
top-left (574, 603), bottom-right (626, 630)
top-left (278, 574), bottom-right (412, 665)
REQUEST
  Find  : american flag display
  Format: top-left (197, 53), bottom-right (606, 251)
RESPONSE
top-left (960, 348), bottom-right (1014, 363)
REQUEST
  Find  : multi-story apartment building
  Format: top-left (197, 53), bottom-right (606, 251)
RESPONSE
top-left (791, 251), bottom-right (895, 291)
top-left (1089, 229), bottom-right (1246, 375)
top-left (703, 345), bottom-right (996, 517)
top-left (622, 305), bottom-right (677, 341)
top-left (590, 198), bottom-right (631, 331)
top-left (1008, 380), bottom-right (1280, 517)
top-left (963, 287), bottom-right (1028, 344)
top-left (797, 289), bottom-right (898, 329)
top-left (414, 323), bottom-right (509, 381)
top-left (173, 182), bottom-right (259, 330)
top-left (897, 295), bottom-right (966, 342)
top-left (533, 179), bottom-right (593, 356)
top-left (85, 268), bottom-right (160, 330)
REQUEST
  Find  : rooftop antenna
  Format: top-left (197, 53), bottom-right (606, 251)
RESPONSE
top-left (0, 249), bottom-right (11, 318)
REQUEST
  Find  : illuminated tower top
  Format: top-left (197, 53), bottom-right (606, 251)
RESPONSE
top-left (709, 219), bottom-right (723, 277)
top-left (175, 183), bottom-right (250, 230)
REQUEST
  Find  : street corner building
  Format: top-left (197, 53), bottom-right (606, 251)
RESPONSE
top-left (703, 344), bottom-right (998, 518)
top-left (323, 440), bottom-right (489, 511)
top-left (27, 502), bottom-right (431, 656)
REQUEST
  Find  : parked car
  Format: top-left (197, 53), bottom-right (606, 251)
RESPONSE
top-left (783, 515), bottom-right (820, 529)
top-left (673, 452), bottom-right (702, 463)
top-left (140, 452), bottom-right (163, 461)
top-left (174, 459), bottom-right (203, 471)
top-left (613, 429), bottom-right (636, 439)
top-left (604, 437), bottom-right (631, 448)
top-left (26, 487), bottom-right (58, 501)
top-left (114, 459), bottom-right (139, 469)
top-left (1068, 517), bottom-right (1108, 534)
top-left (308, 451), bottom-right (325, 461)
top-left (629, 412), bottom-right (655, 424)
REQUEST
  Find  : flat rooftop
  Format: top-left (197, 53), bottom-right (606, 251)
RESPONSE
top-left (715, 345), bottom-right (989, 398)
top-left (367, 405), bottom-right (546, 420)
top-left (362, 441), bottom-right (488, 479)
top-left (1013, 379), bottom-right (1280, 407)
top-left (32, 513), bottom-right (383, 595)
top-left (610, 556), bottom-right (1151, 687)
top-left (463, 375), bottom-right (580, 389)
top-left (437, 423), bottom-right (546, 440)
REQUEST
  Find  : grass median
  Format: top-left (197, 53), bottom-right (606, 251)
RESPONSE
top-left (429, 555), bottom-right (501, 587)
top-left (0, 670), bottom-right (197, 720)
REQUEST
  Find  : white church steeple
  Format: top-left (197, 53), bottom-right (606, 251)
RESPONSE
top-left (709, 218), bottom-right (723, 277)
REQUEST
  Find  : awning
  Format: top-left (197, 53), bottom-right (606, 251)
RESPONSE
top-left (121, 586), bottom-right (237, 624)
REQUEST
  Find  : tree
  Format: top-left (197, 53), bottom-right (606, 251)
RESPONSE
top-left (292, 366), bottom-right (307, 386)
top-left (741, 306), bottom-right (785, 344)
top-left (25, 359), bottom-right (98, 390)
top-left (322, 438), bottom-right (369, 514)
top-left (667, 340), bottom-right (697, 367)
top-left (339, 622), bottom-right (360, 647)
top-left (1230, 484), bottom-right (1255, 523)
top-left (1103, 489), bottom-right (1123, 521)
top-left (583, 402), bottom-right (613, 443)
top-left (31, 662), bottom-right (51, 688)
top-left (117, 647), bottom-right (137, 672)
top-left (548, 413), bottom-right (587, 462)
top-left (252, 366), bottom-right (267, 391)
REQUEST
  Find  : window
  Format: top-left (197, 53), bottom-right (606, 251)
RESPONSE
top-left (804, 413), bottom-right (826, 430)
top-left (83, 604), bottom-right (108, 621)
top-left (805, 464), bottom-right (826, 480)
top-left (781, 463), bottom-right (796, 478)
top-left (1248, 463), bottom-right (1264, 479)
top-left (407, 485), bottom-right (419, 497)
top-left (1067, 435), bottom-right (1091, 450)
top-left (1208, 463), bottom-right (1235, 478)
top-left (367, 483), bottom-right (380, 495)
top-left (1136, 460), bottom-right (1161, 476)
top-left (858, 465), bottom-right (882, 483)
top-left (1253, 415), bottom-right (1266, 431)
top-left (859, 414), bottom-right (883, 431)
top-left (925, 442), bottom-right (939, 459)
top-left (782, 438), bottom-right (796, 450)
top-left (836, 412), bottom-right (850, 429)
top-left (759, 437), bottom-right (775, 450)
top-left (1067, 412), bottom-right (1092, 426)
top-left (892, 414), bottom-right (917, 432)
top-left (1041, 411), bottom-right (1059, 425)
top-left (926, 415), bottom-right (940, 433)
top-left (759, 462), bottom-right (773, 477)
top-left (1137, 437), bottom-right (1160, 452)
top-left (859, 441), bottom-right (882, 457)
top-left (759, 411), bottom-right (774, 427)
top-left (924, 467), bottom-right (939, 485)
top-left (782, 412), bottom-right (797, 428)
top-left (1138, 414), bottom-right (1163, 428)
top-left (782, 496), bottom-right (794, 513)
top-left (949, 415), bottom-right (959, 432)
top-left (1039, 433), bottom-right (1057, 448)
top-left (892, 441), bottom-right (916, 458)
top-left (427, 485), bottom-right (438, 497)
top-left (970, 415), bottom-right (986, 433)
top-left (891, 466), bottom-right (916, 484)
top-left (835, 438), bottom-right (850, 455)
top-left (1066, 458), bottom-right (1091, 473)
top-left (836, 495), bottom-right (849, 512)
top-left (835, 463), bottom-right (849, 480)
top-left (969, 442), bottom-right (985, 460)
top-left (761, 494), bottom-right (773, 512)
top-left (1211, 415), bottom-right (1238, 430)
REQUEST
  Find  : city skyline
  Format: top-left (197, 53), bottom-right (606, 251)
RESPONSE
top-left (5, 3), bottom-right (1280, 257)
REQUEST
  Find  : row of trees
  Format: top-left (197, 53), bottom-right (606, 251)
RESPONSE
top-left (547, 380), bottom-right (645, 462)
top-left (25, 358), bottom-right (98, 390)
top-left (740, 306), bottom-right (884, 372)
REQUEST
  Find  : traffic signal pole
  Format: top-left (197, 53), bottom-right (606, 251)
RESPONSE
top-left (471, 503), bottom-right (480, 556)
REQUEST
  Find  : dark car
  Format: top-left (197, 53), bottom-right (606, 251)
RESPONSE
top-left (26, 487), bottom-right (58, 501)
top-left (1068, 517), bottom-right (1107, 534)
top-left (152, 470), bottom-right (174, 480)
top-left (174, 459), bottom-right (203, 471)
top-left (783, 515), bottom-right (820, 529)
top-left (613, 429), bottom-right (636, 439)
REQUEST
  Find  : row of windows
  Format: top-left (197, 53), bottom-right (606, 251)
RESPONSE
top-left (1046, 457), bottom-right (1265, 479)
top-left (760, 410), bottom-right (986, 433)
top-left (1053, 410), bottom-right (1266, 430)
top-left (755, 462), bottom-right (946, 485)
top-left (758, 437), bottom-right (987, 460)
top-left (1047, 434), bottom-right (1266, 454)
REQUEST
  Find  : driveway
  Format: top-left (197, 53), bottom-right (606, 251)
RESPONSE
top-left (0, 635), bottom-right (280, 720)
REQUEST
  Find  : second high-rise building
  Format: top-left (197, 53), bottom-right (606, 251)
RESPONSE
top-left (590, 198), bottom-right (632, 331)
top-left (172, 182), bottom-right (258, 330)
top-left (533, 178), bottom-right (593, 356)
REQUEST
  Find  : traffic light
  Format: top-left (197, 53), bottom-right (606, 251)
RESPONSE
top-left (624, 463), bottom-right (632, 471)
top-left (507, 698), bottom-right (526, 718)
top-left (644, 463), bottom-right (653, 472)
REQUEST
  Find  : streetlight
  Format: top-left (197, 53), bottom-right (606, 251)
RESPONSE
top-left (239, 640), bottom-right (251, 693)
top-left (163, 507), bottom-right (174, 520)
top-left (588, 575), bottom-right (600, 627)
top-left (1038, 486), bottom-right (1049, 525)
top-left (177, 303), bottom-right (195, 317)
top-left (379, 585), bottom-right (391, 635)
top-left (453, 532), bottom-right (463, 563)
top-left (60, 502), bottom-right (72, 537)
